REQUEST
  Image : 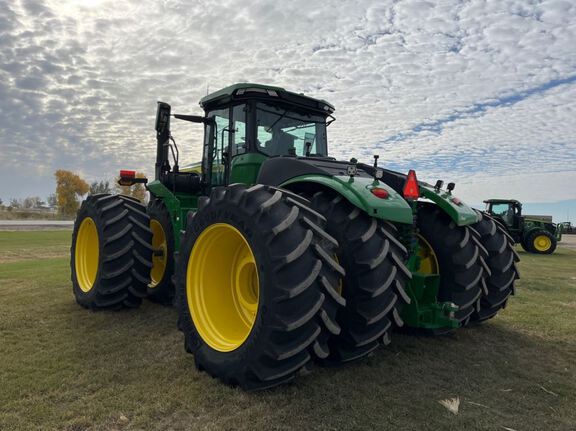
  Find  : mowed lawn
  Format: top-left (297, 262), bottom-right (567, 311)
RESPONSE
top-left (1, 231), bottom-right (575, 431)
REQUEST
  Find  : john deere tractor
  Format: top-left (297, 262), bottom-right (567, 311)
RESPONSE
top-left (484, 199), bottom-right (562, 254)
top-left (71, 83), bottom-right (519, 390)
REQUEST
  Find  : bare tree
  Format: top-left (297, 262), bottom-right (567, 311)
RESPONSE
top-left (22, 196), bottom-right (43, 209)
top-left (47, 194), bottom-right (57, 208)
top-left (89, 180), bottom-right (112, 195)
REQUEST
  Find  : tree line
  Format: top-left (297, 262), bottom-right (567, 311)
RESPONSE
top-left (0, 170), bottom-right (146, 218)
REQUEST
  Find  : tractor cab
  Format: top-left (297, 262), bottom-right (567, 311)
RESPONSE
top-left (484, 198), bottom-right (561, 253)
top-left (153, 83), bottom-right (335, 193)
top-left (484, 199), bottom-right (522, 230)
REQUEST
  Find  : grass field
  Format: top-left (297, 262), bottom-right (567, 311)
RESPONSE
top-left (1, 231), bottom-right (575, 430)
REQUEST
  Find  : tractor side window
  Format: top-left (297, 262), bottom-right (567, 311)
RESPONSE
top-left (491, 203), bottom-right (514, 225)
top-left (231, 104), bottom-right (247, 157)
top-left (204, 108), bottom-right (229, 186)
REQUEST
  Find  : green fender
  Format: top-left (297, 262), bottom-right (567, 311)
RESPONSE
top-left (281, 174), bottom-right (414, 225)
top-left (419, 185), bottom-right (479, 226)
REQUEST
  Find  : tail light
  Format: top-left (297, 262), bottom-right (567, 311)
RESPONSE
top-left (403, 170), bottom-right (420, 200)
top-left (120, 170), bottom-right (136, 178)
top-left (118, 170), bottom-right (139, 187)
top-left (370, 187), bottom-right (389, 199)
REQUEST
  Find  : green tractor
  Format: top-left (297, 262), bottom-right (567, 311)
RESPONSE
top-left (484, 199), bottom-right (562, 254)
top-left (71, 83), bottom-right (519, 390)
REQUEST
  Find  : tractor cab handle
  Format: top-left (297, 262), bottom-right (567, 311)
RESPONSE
top-left (173, 114), bottom-right (213, 124)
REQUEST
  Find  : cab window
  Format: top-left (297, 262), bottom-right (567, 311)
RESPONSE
top-left (231, 104), bottom-right (247, 156)
top-left (255, 102), bottom-right (327, 157)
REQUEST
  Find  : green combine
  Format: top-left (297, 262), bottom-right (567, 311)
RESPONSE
top-left (484, 199), bottom-right (562, 254)
top-left (71, 83), bottom-right (519, 390)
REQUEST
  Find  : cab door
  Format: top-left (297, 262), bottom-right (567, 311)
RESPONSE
top-left (202, 104), bottom-right (248, 187)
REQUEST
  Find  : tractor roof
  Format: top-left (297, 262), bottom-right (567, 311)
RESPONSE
top-left (199, 83), bottom-right (335, 114)
top-left (483, 199), bottom-right (521, 204)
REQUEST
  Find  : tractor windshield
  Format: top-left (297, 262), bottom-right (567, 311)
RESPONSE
top-left (256, 102), bottom-right (328, 157)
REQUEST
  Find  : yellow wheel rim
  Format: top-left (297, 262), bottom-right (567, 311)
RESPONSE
top-left (533, 235), bottom-right (552, 252)
top-left (150, 219), bottom-right (167, 288)
top-left (75, 217), bottom-right (99, 293)
top-left (417, 235), bottom-right (439, 275)
top-left (186, 223), bottom-right (259, 352)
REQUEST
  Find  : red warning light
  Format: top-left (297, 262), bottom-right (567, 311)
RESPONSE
top-left (370, 188), bottom-right (389, 199)
top-left (120, 170), bottom-right (136, 178)
top-left (403, 170), bottom-right (420, 200)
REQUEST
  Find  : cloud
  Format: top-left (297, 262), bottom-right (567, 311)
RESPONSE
top-left (0, 0), bottom-right (575, 210)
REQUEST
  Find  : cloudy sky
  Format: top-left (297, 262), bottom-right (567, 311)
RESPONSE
top-left (1, 0), bottom-right (575, 220)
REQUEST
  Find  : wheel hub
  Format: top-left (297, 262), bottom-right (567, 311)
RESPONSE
top-left (534, 235), bottom-right (551, 252)
top-left (75, 217), bottom-right (99, 293)
top-left (417, 234), bottom-right (439, 274)
top-left (186, 223), bottom-right (260, 352)
top-left (150, 219), bottom-right (167, 287)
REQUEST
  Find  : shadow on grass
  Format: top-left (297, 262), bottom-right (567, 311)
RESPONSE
top-left (236, 320), bottom-right (572, 431)
top-left (2, 261), bottom-right (575, 431)
top-left (63, 300), bottom-right (573, 431)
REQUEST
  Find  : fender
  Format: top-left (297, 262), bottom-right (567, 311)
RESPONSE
top-left (257, 157), bottom-right (478, 226)
top-left (419, 185), bottom-right (479, 226)
top-left (281, 174), bottom-right (414, 225)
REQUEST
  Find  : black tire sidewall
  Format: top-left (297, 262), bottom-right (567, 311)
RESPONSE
top-left (416, 204), bottom-right (483, 322)
top-left (71, 196), bottom-right (106, 307)
top-left (177, 203), bottom-right (286, 376)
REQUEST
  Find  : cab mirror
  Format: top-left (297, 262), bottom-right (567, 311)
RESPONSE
top-left (156, 102), bottom-right (171, 133)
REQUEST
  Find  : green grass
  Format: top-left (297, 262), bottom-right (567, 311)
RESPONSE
top-left (1, 232), bottom-right (575, 430)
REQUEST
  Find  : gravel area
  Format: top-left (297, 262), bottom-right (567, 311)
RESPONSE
top-left (560, 234), bottom-right (576, 250)
top-left (0, 220), bottom-right (73, 231)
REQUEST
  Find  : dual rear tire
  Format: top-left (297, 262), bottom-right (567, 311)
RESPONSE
top-left (71, 194), bottom-right (153, 309)
top-left (416, 205), bottom-right (484, 325)
top-left (470, 211), bottom-right (520, 321)
top-left (309, 191), bottom-right (411, 364)
top-left (416, 206), bottom-right (519, 325)
top-left (175, 185), bottom-right (344, 389)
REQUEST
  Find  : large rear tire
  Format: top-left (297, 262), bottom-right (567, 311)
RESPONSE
top-left (309, 191), bottom-right (411, 364)
top-left (71, 194), bottom-right (153, 309)
top-left (417, 204), bottom-right (484, 326)
top-left (175, 184), bottom-right (343, 390)
top-left (470, 211), bottom-right (520, 322)
top-left (147, 199), bottom-right (175, 304)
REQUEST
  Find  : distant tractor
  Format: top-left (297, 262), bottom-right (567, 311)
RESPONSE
top-left (70, 84), bottom-right (520, 390)
top-left (560, 222), bottom-right (575, 234)
top-left (484, 199), bottom-right (562, 254)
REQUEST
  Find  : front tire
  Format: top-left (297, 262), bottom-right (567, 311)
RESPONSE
top-left (71, 194), bottom-right (153, 309)
top-left (175, 184), bottom-right (343, 390)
